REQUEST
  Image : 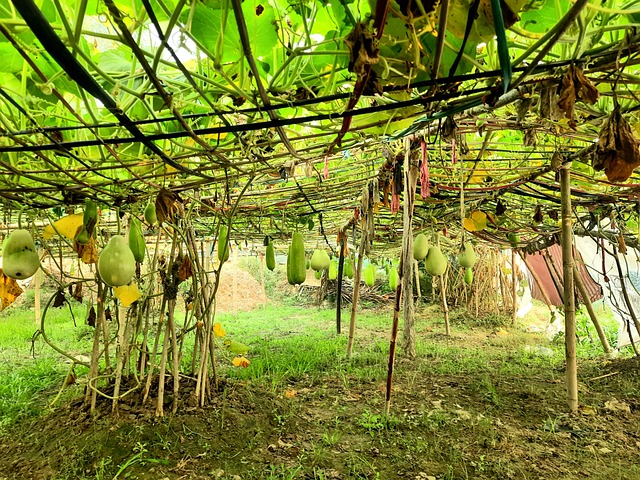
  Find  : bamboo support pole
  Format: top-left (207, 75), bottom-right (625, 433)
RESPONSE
top-left (560, 163), bottom-right (578, 413)
top-left (511, 249), bottom-right (518, 325)
top-left (336, 238), bottom-right (345, 334)
top-left (414, 260), bottom-right (421, 299)
top-left (611, 251), bottom-right (640, 354)
top-left (385, 253), bottom-right (403, 416)
top-left (572, 264), bottom-right (613, 356)
top-left (401, 136), bottom-right (418, 358)
top-left (440, 273), bottom-right (450, 336)
top-left (347, 234), bottom-right (366, 358)
top-left (34, 268), bottom-right (40, 325)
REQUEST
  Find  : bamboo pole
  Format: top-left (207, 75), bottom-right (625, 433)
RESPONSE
top-left (384, 253), bottom-right (403, 416)
top-left (346, 235), bottom-right (366, 357)
top-left (511, 249), bottom-right (518, 325)
top-left (560, 163), bottom-right (578, 413)
top-left (401, 136), bottom-right (418, 358)
top-left (336, 238), bottom-right (345, 334)
top-left (414, 260), bottom-right (421, 299)
top-left (611, 251), bottom-right (640, 354)
top-left (572, 264), bottom-right (613, 356)
top-left (34, 268), bottom-right (41, 325)
top-left (440, 272), bottom-right (450, 336)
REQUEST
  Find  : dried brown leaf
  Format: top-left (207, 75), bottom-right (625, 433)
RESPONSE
top-left (594, 107), bottom-right (640, 182)
top-left (87, 306), bottom-right (96, 327)
top-left (0, 269), bottom-right (23, 310)
top-left (155, 188), bottom-right (183, 224)
top-left (558, 65), bottom-right (599, 128)
top-left (344, 22), bottom-right (379, 80)
top-left (177, 255), bottom-right (193, 282)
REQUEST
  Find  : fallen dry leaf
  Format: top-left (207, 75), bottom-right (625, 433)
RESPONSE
top-left (0, 269), bottom-right (23, 310)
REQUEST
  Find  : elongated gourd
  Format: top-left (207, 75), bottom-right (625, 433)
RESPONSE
top-left (388, 267), bottom-right (399, 290)
top-left (457, 243), bottom-right (476, 269)
top-left (464, 267), bottom-right (473, 285)
top-left (344, 258), bottom-right (354, 279)
top-left (218, 224), bottom-right (230, 263)
top-left (364, 263), bottom-right (376, 287)
top-left (266, 239), bottom-right (275, 271)
top-left (128, 217), bottom-right (146, 263)
top-left (413, 233), bottom-right (429, 260)
top-left (144, 201), bottom-right (157, 225)
top-left (287, 232), bottom-right (306, 285)
top-left (98, 235), bottom-right (136, 287)
top-left (2, 229), bottom-right (40, 280)
top-left (328, 259), bottom-right (338, 280)
top-left (77, 199), bottom-right (98, 244)
top-left (424, 246), bottom-right (447, 276)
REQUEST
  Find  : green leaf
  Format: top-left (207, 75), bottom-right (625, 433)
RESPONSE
top-left (0, 43), bottom-right (26, 74)
top-left (518, 0), bottom-right (571, 34)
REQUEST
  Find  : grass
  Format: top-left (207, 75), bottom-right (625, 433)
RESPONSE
top-left (1, 286), bottom-right (638, 480)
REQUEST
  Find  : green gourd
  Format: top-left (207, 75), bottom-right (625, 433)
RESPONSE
top-left (218, 224), bottom-right (230, 263)
top-left (424, 246), bottom-right (447, 276)
top-left (286, 232), bottom-right (306, 285)
top-left (2, 229), bottom-right (40, 280)
top-left (328, 259), bottom-right (338, 280)
top-left (266, 239), bottom-right (276, 271)
top-left (77, 199), bottom-right (98, 245)
top-left (464, 267), bottom-right (473, 285)
top-left (364, 263), bottom-right (376, 287)
top-left (128, 217), bottom-right (146, 263)
top-left (310, 249), bottom-right (331, 271)
top-left (98, 235), bottom-right (136, 286)
top-left (457, 243), bottom-right (476, 269)
top-left (413, 233), bottom-right (429, 260)
top-left (388, 267), bottom-right (399, 290)
top-left (344, 258), bottom-right (354, 279)
top-left (315, 270), bottom-right (322, 280)
top-left (508, 232), bottom-right (519, 248)
top-left (144, 201), bottom-right (157, 225)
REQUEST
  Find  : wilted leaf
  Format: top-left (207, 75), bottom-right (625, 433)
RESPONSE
top-left (344, 22), bottom-right (379, 80)
top-left (43, 213), bottom-right (84, 240)
top-left (69, 282), bottom-right (83, 302)
top-left (0, 269), bottom-right (23, 310)
top-left (533, 205), bottom-right (544, 223)
top-left (232, 356), bottom-right (251, 367)
top-left (52, 289), bottom-right (66, 308)
top-left (558, 65), bottom-right (599, 128)
top-left (463, 210), bottom-right (488, 231)
top-left (114, 283), bottom-right (141, 307)
top-left (74, 234), bottom-right (99, 264)
top-left (155, 188), bottom-right (182, 224)
top-left (213, 322), bottom-right (226, 338)
top-left (177, 255), bottom-right (193, 281)
top-left (87, 306), bottom-right (96, 327)
top-left (594, 107), bottom-right (640, 182)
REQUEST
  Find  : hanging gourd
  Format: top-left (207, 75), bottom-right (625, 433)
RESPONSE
top-left (286, 232), bottom-right (306, 285)
top-left (424, 246), bottom-right (447, 276)
top-left (2, 229), bottom-right (40, 280)
top-left (98, 235), bottom-right (136, 287)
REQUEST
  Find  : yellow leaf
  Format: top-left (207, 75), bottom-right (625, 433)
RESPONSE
top-left (232, 356), bottom-right (250, 367)
top-left (0, 269), bottom-right (23, 310)
top-left (74, 236), bottom-right (99, 264)
top-left (463, 210), bottom-right (488, 232)
top-left (284, 389), bottom-right (297, 398)
top-left (43, 214), bottom-right (84, 240)
top-left (113, 283), bottom-right (141, 307)
top-left (213, 322), bottom-right (226, 338)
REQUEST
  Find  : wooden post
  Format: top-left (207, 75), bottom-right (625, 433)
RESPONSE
top-left (560, 162), bottom-right (578, 413)
top-left (336, 238), bottom-right (345, 334)
top-left (511, 249), bottom-right (518, 325)
top-left (572, 264), bottom-right (612, 356)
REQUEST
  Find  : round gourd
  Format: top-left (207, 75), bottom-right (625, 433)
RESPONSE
top-left (2, 229), bottom-right (40, 280)
top-left (310, 249), bottom-right (331, 271)
top-left (265, 240), bottom-right (276, 271)
top-left (414, 233), bottom-right (429, 260)
top-left (388, 267), bottom-right (399, 290)
top-left (424, 246), bottom-right (447, 276)
top-left (508, 232), bottom-right (519, 248)
top-left (458, 243), bottom-right (476, 269)
top-left (286, 232), bottom-right (306, 285)
top-left (98, 235), bottom-right (136, 287)
top-left (364, 263), bottom-right (376, 287)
